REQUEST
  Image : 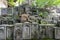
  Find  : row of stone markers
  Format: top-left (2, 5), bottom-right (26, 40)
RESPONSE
top-left (0, 24), bottom-right (13, 40)
top-left (0, 22), bottom-right (60, 40)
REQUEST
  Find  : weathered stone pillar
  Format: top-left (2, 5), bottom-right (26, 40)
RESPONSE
top-left (14, 23), bottom-right (23, 40)
top-left (31, 22), bottom-right (38, 39)
top-left (0, 24), bottom-right (13, 40)
top-left (54, 27), bottom-right (60, 40)
top-left (0, 25), bottom-right (6, 40)
top-left (22, 22), bottom-right (31, 39)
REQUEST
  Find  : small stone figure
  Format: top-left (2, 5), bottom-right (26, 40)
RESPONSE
top-left (16, 13), bottom-right (29, 23)
top-left (20, 13), bottom-right (29, 22)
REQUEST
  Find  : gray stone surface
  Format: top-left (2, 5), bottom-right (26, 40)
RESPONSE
top-left (55, 27), bottom-right (60, 39)
top-left (14, 23), bottom-right (23, 40)
top-left (0, 24), bottom-right (13, 40)
top-left (0, 26), bottom-right (6, 40)
top-left (0, 23), bottom-right (59, 40)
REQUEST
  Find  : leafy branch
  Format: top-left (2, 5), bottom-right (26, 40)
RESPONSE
top-left (31, 0), bottom-right (60, 8)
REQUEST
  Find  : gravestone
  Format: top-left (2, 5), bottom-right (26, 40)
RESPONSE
top-left (13, 7), bottom-right (19, 16)
top-left (31, 22), bottom-right (38, 39)
top-left (1, 8), bottom-right (7, 15)
top-left (1, 17), bottom-right (14, 24)
top-left (0, 26), bottom-right (6, 40)
top-left (46, 27), bottom-right (53, 38)
top-left (39, 24), bottom-right (55, 39)
top-left (14, 23), bottom-right (23, 40)
top-left (54, 27), bottom-right (60, 39)
top-left (56, 7), bottom-right (60, 13)
top-left (0, 24), bottom-right (13, 40)
top-left (6, 25), bottom-right (14, 40)
top-left (7, 8), bottom-right (13, 15)
top-left (22, 22), bottom-right (31, 39)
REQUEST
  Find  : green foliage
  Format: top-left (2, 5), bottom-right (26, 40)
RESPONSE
top-left (39, 12), bottom-right (48, 24)
top-left (31, 0), bottom-right (60, 19)
top-left (41, 37), bottom-right (54, 40)
top-left (31, 0), bottom-right (60, 8)
top-left (41, 20), bottom-right (48, 24)
top-left (53, 0), bottom-right (60, 6)
top-left (16, 0), bottom-right (25, 5)
top-left (7, 0), bottom-right (15, 7)
top-left (39, 12), bottom-right (48, 18)
top-left (7, 0), bottom-right (25, 7)
top-left (7, 0), bottom-right (60, 7)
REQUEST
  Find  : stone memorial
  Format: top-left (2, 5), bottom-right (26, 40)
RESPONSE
top-left (14, 23), bottom-right (23, 40)
top-left (1, 8), bottom-right (7, 15)
top-left (0, 24), bottom-right (13, 40)
top-left (46, 27), bottom-right (53, 38)
top-left (31, 22), bottom-right (38, 39)
top-left (6, 25), bottom-right (14, 40)
top-left (0, 26), bottom-right (6, 40)
top-left (55, 27), bottom-right (60, 39)
top-left (22, 22), bottom-right (31, 39)
top-left (7, 8), bottom-right (13, 16)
